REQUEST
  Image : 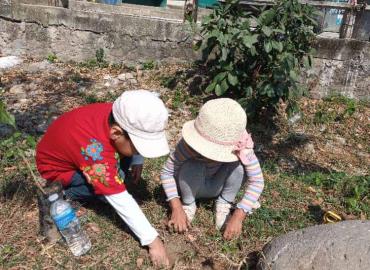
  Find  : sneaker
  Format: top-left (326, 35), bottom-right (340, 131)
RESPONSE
top-left (215, 202), bottom-right (232, 230)
top-left (182, 202), bottom-right (197, 222)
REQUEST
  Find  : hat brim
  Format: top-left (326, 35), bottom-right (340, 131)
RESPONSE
top-left (128, 132), bottom-right (170, 158)
top-left (182, 120), bottom-right (238, 162)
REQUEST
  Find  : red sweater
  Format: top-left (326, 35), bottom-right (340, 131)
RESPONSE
top-left (36, 103), bottom-right (126, 195)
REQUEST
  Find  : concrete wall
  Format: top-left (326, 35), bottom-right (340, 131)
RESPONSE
top-left (0, 0), bottom-right (199, 62)
top-left (0, 0), bottom-right (369, 100)
top-left (309, 38), bottom-right (370, 100)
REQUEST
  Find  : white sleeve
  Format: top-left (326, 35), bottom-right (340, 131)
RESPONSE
top-left (104, 191), bottom-right (158, 246)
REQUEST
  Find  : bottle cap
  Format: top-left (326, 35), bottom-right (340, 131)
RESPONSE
top-left (48, 193), bottom-right (59, 202)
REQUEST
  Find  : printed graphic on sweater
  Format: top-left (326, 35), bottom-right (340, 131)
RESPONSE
top-left (81, 139), bottom-right (104, 161)
top-left (82, 163), bottom-right (110, 187)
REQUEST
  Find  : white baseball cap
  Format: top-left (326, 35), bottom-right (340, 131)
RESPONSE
top-left (112, 90), bottom-right (169, 158)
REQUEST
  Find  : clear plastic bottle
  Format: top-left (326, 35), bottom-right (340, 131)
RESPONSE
top-left (49, 194), bottom-right (91, 256)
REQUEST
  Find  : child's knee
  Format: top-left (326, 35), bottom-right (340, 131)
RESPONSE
top-left (228, 163), bottom-right (245, 185)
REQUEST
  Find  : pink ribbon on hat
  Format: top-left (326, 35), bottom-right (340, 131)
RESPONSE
top-left (234, 131), bottom-right (254, 164)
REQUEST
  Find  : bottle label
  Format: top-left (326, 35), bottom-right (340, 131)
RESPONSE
top-left (53, 208), bottom-right (77, 230)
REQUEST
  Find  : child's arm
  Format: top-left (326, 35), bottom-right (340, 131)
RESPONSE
top-left (160, 139), bottom-right (196, 232)
top-left (105, 191), bottom-right (169, 266)
top-left (130, 154), bottom-right (144, 185)
top-left (224, 149), bottom-right (264, 240)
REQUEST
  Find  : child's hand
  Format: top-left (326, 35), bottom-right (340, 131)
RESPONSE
top-left (168, 198), bottom-right (190, 233)
top-left (148, 237), bottom-right (170, 267)
top-left (223, 208), bottom-right (246, 240)
top-left (131, 164), bottom-right (143, 185)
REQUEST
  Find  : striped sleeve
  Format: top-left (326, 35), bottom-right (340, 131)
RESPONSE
top-left (237, 150), bottom-right (264, 214)
top-left (160, 139), bottom-right (197, 201)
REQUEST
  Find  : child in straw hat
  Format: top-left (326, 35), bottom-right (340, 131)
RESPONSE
top-left (160, 98), bottom-right (264, 239)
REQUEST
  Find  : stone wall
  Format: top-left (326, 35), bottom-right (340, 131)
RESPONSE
top-left (309, 38), bottom-right (370, 101)
top-left (0, 0), bottom-right (369, 100)
top-left (0, 0), bottom-right (199, 63)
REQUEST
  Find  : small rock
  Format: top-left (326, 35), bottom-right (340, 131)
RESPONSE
top-left (19, 98), bottom-right (28, 104)
top-left (129, 78), bottom-right (138, 85)
top-left (28, 82), bottom-right (38, 92)
top-left (319, 125), bottom-right (327, 132)
top-left (117, 73), bottom-right (126, 81)
top-left (334, 135), bottom-right (346, 145)
top-left (304, 143), bottom-right (315, 154)
top-left (0, 56), bottom-right (23, 69)
top-left (288, 113), bottom-right (302, 125)
top-left (125, 73), bottom-right (134, 80)
top-left (9, 84), bottom-right (26, 96)
top-left (103, 75), bottom-right (112, 80)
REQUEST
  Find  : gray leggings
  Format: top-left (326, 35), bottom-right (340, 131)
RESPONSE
top-left (177, 160), bottom-right (245, 205)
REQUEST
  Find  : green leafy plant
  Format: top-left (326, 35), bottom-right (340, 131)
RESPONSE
top-left (46, 53), bottom-right (57, 63)
top-left (196, 0), bottom-right (319, 116)
top-left (79, 49), bottom-right (109, 69)
top-left (142, 60), bottom-right (155, 70)
top-left (0, 101), bottom-right (16, 128)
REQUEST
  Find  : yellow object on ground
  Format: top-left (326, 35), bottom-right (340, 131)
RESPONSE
top-left (323, 211), bottom-right (342, 224)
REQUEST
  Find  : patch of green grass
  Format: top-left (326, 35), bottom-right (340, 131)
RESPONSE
top-left (314, 94), bottom-right (359, 124)
top-left (160, 75), bottom-right (177, 89)
top-left (46, 53), bottom-right (57, 63)
top-left (142, 60), bottom-right (155, 70)
top-left (78, 49), bottom-right (109, 69)
top-left (296, 171), bottom-right (370, 215)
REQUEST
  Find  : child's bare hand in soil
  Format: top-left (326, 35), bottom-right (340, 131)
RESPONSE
top-left (148, 237), bottom-right (170, 267)
top-left (223, 208), bottom-right (246, 240)
top-left (168, 198), bottom-right (190, 233)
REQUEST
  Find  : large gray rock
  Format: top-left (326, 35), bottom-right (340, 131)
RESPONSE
top-left (258, 220), bottom-right (370, 270)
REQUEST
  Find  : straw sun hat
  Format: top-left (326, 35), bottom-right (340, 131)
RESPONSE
top-left (182, 98), bottom-right (247, 162)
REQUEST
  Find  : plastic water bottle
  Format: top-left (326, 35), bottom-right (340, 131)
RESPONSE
top-left (49, 194), bottom-right (91, 256)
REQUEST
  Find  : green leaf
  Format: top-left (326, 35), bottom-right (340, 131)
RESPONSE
top-left (243, 34), bottom-right (258, 48)
top-left (205, 81), bottom-right (217, 93)
top-left (0, 101), bottom-right (16, 128)
top-left (215, 84), bottom-right (222, 96)
top-left (262, 26), bottom-right (273, 37)
top-left (289, 70), bottom-right (299, 81)
top-left (271, 41), bottom-right (283, 52)
top-left (221, 47), bottom-right (229, 61)
top-left (193, 40), bottom-right (202, 51)
top-left (227, 73), bottom-right (238, 86)
top-left (220, 79), bottom-right (229, 95)
top-left (264, 41), bottom-right (272, 53)
top-left (245, 86), bottom-right (253, 96)
top-left (214, 72), bottom-right (227, 82)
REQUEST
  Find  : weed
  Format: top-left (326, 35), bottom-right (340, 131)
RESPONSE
top-left (46, 53), bottom-right (57, 63)
top-left (78, 49), bottom-right (109, 69)
top-left (142, 60), bottom-right (155, 70)
top-left (160, 75), bottom-right (177, 89)
top-left (69, 72), bottom-right (83, 83)
top-left (315, 95), bottom-right (359, 124)
top-left (172, 88), bottom-right (186, 109)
